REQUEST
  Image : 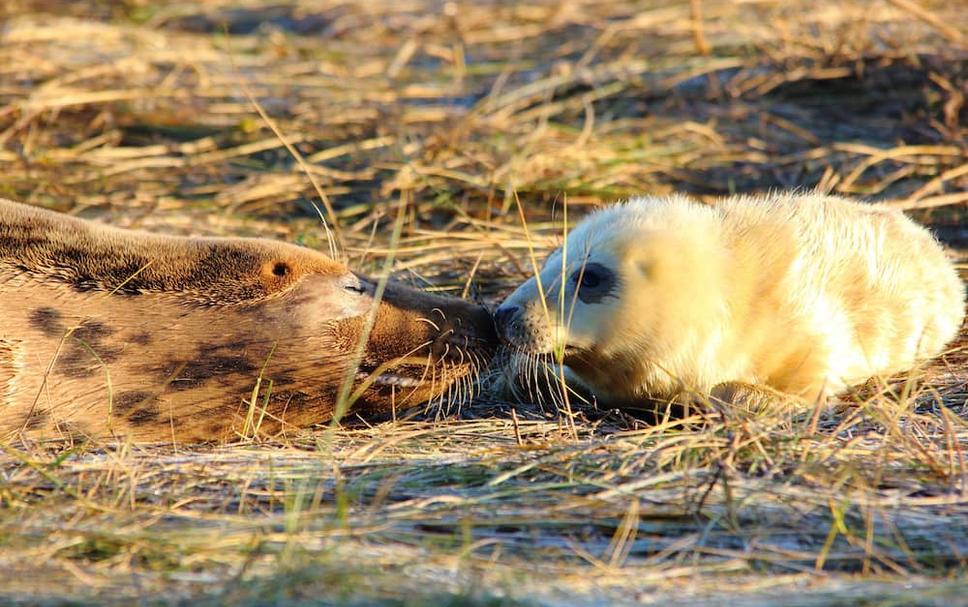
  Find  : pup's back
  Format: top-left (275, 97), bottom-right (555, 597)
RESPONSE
top-left (719, 192), bottom-right (964, 396)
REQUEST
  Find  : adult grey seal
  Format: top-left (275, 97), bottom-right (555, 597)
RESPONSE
top-left (0, 198), bottom-right (496, 442)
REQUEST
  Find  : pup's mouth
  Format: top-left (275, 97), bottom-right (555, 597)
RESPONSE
top-left (495, 315), bottom-right (580, 360)
top-left (561, 345), bottom-right (586, 359)
top-left (498, 341), bottom-right (585, 361)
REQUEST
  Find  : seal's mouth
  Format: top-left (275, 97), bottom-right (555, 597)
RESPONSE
top-left (356, 369), bottom-right (424, 388)
top-left (354, 358), bottom-right (471, 395)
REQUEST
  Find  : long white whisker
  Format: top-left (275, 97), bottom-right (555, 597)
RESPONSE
top-left (416, 317), bottom-right (441, 332)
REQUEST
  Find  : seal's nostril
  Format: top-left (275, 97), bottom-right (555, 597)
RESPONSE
top-left (494, 305), bottom-right (519, 328)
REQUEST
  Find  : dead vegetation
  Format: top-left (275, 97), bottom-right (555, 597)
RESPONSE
top-left (0, 0), bottom-right (966, 605)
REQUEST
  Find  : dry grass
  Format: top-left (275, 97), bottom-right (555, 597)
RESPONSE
top-left (1, 0), bottom-right (967, 604)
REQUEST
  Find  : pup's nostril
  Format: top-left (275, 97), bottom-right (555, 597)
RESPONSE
top-left (494, 305), bottom-right (519, 329)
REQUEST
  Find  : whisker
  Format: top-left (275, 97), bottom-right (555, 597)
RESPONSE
top-left (416, 317), bottom-right (441, 332)
top-left (398, 350), bottom-right (435, 405)
top-left (526, 349), bottom-right (539, 404)
top-left (540, 356), bottom-right (564, 411)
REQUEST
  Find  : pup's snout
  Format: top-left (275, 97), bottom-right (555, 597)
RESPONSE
top-left (494, 304), bottom-right (519, 329)
top-left (493, 304), bottom-right (522, 344)
top-left (492, 301), bottom-right (555, 353)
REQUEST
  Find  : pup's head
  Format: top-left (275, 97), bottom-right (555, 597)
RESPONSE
top-left (494, 196), bottom-right (726, 401)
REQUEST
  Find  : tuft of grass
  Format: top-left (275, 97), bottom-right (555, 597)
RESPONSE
top-left (0, 0), bottom-right (966, 605)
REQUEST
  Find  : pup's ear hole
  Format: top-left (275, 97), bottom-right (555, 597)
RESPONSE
top-left (635, 260), bottom-right (653, 277)
top-left (612, 237), bottom-right (651, 278)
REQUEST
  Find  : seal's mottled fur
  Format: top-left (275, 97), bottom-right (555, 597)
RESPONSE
top-left (0, 199), bottom-right (495, 442)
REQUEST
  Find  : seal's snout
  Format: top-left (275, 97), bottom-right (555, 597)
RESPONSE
top-left (372, 278), bottom-right (497, 370)
top-left (430, 299), bottom-right (498, 362)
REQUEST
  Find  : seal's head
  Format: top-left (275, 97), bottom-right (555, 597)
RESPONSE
top-left (326, 272), bottom-right (498, 414)
top-left (493, 196), bottom-right (728, 403)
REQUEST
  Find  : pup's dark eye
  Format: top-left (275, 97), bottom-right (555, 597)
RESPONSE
top-left (570, 262), bottom-right (614, 303)
top-left (577, 268), bottom-right (601, 288)
top-left (572, 267), bottom-right (602, 288)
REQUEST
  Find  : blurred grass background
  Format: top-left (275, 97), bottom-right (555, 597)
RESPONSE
top-left (0, 1), bottom-right (966, 605)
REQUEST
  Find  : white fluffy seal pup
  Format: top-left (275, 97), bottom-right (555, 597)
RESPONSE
top-left (494, 191), bottom-right (965, 412)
